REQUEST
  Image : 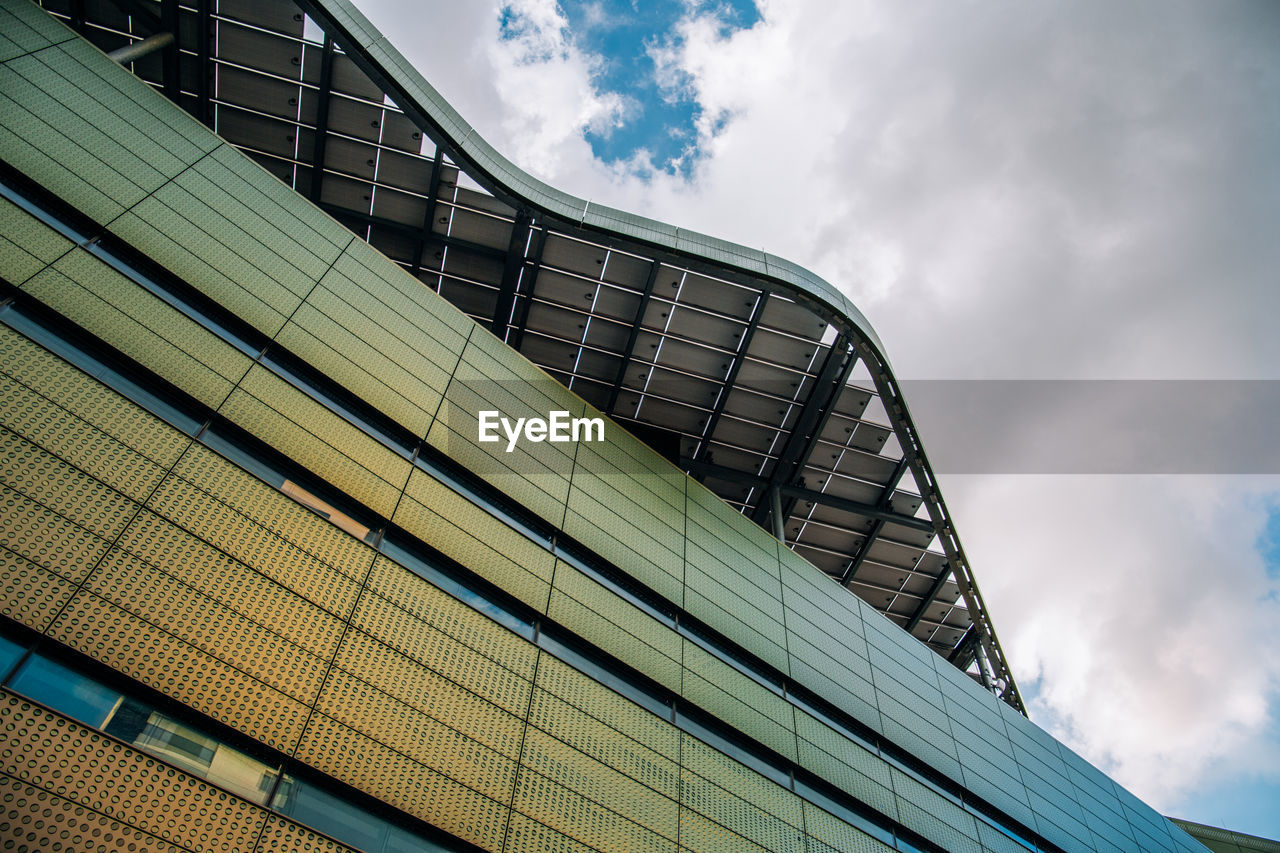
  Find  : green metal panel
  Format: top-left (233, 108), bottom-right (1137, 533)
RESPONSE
top-left (395, 467), bottom-right (554, 613)
top-left (681, 642), bottom-right (798, 762)
top-left (548, 558), bottom-right (683, 692)
top-left (0, 39), bottom-right (218, 222)
top-left (890, 767), bottom-right (983, 853)
top-left (0, 195), bottom-right (72, 284)
top-left (794, 708), bottom-right (898, 820)
top-left (219, 364), bottom-right (410, 518)
top-left (0, 0), bottom-right (75, 61)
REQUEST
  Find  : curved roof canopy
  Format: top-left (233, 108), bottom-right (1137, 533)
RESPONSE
top-left (48, 0), bottom-right (1022, 710)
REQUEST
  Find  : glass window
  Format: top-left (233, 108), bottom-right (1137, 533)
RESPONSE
top-left (0, 634), bottom-right (24, 682)
top-left (381, 529), bottom-right (535, 640)
top-left (8, 654), bottom-right (122, 728)
top-left (273, 775), bottom-right (388, 852)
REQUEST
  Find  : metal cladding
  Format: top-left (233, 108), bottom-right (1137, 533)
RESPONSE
top-left (0, 1), bottom-right (1212, 852)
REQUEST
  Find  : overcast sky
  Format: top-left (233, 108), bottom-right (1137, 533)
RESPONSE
top-left (353, 0), bottom-right (1280, 837)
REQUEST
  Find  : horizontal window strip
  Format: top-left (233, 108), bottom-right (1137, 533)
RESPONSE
top-left (0, 617), bottom-right (478, 853)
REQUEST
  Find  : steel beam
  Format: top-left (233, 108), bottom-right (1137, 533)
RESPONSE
top-left (778, 484), bottom-right (935, 533)
top-left (107, 31), bottom-right (173, 65)
top-left (508, 226), bottom-right (548, 350)
top-left (195, 0), bottom-right (212, 127)
top-left (318, 202), bottom-right (506, 262)
top-left (858, 338), bottom-right (1024, 712)
top-left (681, 458), bottom-right (931, 533)
top-left (490, 211), bottom-right (532, 336)
top-left (749, 333), bottom-right (855, 527)
top-left (307, 36), bottom-right (336, 204)
top-left (68, 0), bottom-right (85, 34)
top-left (840, 455), bottom-right (911, 585)
top-left (692, 290), bottom-right (767, 462)
top-left (160, 0), bottom-right (179, 102)
top-left (408, 150), bottom-right (446, 278)
top-left (904, 564), bottom-right (950, 634)
top-left (604, 258), bottom-right (662, 414)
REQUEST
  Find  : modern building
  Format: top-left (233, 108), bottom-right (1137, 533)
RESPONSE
top-left (0, 0), bottom-right (1217, 851)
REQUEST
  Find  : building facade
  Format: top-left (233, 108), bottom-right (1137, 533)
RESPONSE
top-left (0, 1), bottom-right (1209, 851)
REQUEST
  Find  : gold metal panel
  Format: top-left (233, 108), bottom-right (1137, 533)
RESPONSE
top-left (315, 668), bottom-right (517, 801)
top-left (46, 592), bottom-right (309, 753)
top-left (255, 814), bottom-right (359, 853)
top-left (0, 549), bottom-right (74, 631)
top-left (504, 811), bottom-right (597, 853)
top-left (86, 547), bottom-right (329, 703)
top-left (548, 560), bottom-right (682, 692)
top-left (161, 445), bottom-right (374, 586)
top-left (332, 627), bottom-right (525, 759)
top-left (680, 735), bottom-right (804, 840)
top-left (0, 426), bottom-right (139, 540)
top-left (219, 367), bottom-right (407, 518)
top-left (677, 806), bottom-right (771, 853)
top-left (0, 773), bottom-right (191, 853)
top-left (510, 765), bottom-right (677, 853)
top-left (0, 195), bottom-right (70, 286)
top-left (0, 693), bottom-right (268, 852)
top-left (294, 712), bottom-right (510, 852)
top-left (0, 325), bottom-right (190, 467)
top-left (534, 655), bottom-right (680, 761)
top-left (0, 370), bottom-right (170, 502)
top-left (363, 555), bottom-right (539, 679)
top-left (117, 509), bottom-right (346, 660)
top-left (145, 471), bottom-right (368, 616)
top-left (352, 587), bottom-right (534, 716)
top-left (234, 366), bottom-right (409, 486)
top-left (519, 726), bottom-right (678, 843)
top-left (527, 687), bottom-right (679, 800)
top-left (0, 481), bottom-right (110, 582)
top-left (395, 468), bottom-right (554, 612)
top-left (801, 801), bottom-right (896, 853)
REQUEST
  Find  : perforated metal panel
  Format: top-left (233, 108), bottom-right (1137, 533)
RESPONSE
top-left (46, 592), bottom-right (311, 753)
top-left (548, 559), bottom-right (683, 692)
top-left (0, 693), bottom-right (268, 852)
top-left (395, 467), bottom-right (555, 612)
top-left (293, 712), bottom-right (510, 851)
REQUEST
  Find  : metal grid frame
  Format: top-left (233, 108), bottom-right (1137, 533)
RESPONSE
top-left (36, 0), bottom-right (1022, 711)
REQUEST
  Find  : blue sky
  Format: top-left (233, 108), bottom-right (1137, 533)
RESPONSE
top-left (498, 0), bottom-right (760, 174)
top-left (361, 0), bottom-right (1280, 841)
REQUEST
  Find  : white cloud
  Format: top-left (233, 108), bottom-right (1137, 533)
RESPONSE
top-left (947, 474), bottom-right (1280, 809)
top-left (355, 0), bottom-right (1280, 821)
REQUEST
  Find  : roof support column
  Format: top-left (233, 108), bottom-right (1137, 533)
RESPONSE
top-left (605, 258), bottom-right (662, 414)
top-left (307, 35), bottom-right (336, 204)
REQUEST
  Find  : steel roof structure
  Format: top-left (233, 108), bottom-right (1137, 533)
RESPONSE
top-left (36, 0), bottom-right (1023, 711)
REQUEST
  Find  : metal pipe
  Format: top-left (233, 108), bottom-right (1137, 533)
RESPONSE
top-left (107, 32), bottom-right (174, 65)
top-left (770, 485), bottom-right (785, 542)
